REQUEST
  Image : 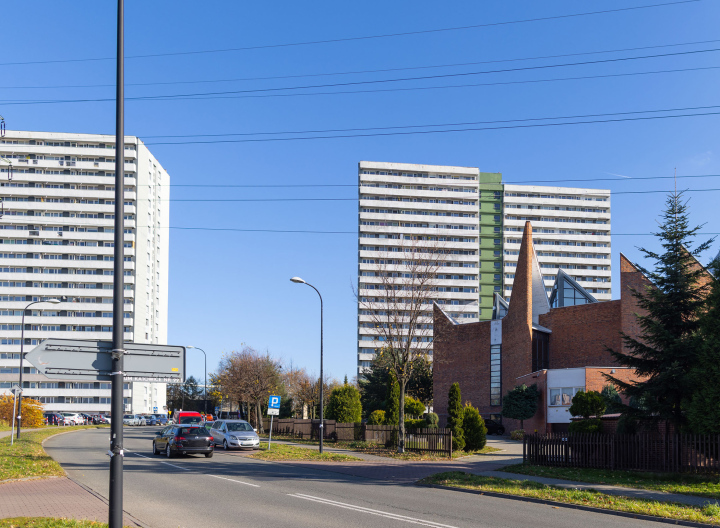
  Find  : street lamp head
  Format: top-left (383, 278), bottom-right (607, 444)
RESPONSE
top-left (290, 277), bottom-right (306, 284)
top-left (187, 345), bottom-right (196, 349)
top-left (47, 298), bottom-right (61, 304)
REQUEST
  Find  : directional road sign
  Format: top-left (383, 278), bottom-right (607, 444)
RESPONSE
top-left (25, 339), bottom-right (185, 382)
top-left (11, 384), bottom-right (22, 395)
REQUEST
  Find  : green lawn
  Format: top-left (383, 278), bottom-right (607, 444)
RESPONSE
top-left (421, 471), bottom-right (720, 526)
top-left (249, 442), bottom-right (362, 462)
top-left (0, 426), bottom-right (107, 481)
top-left (503, 463), bottom-right (720, 500)
top-left (0, 519), bottom-right (108, 528)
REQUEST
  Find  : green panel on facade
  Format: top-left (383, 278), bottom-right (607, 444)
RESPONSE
top-left (478, 172), bottom-right (503, 320)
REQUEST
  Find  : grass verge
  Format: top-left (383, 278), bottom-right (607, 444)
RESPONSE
top-left (503, 463), bottom-right (720, 500)
top-left (249, 442), bottom-right (362, 462)
top-left (420, 471), bottom-right (720, 525)
top-left (260, 436), bottom-right (499, 460)
top-left (0, 519), bottom-right (108, 528)
top-left (0, 426), bottom-right (108, 481)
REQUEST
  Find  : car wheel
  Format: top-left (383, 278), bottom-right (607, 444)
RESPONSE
top-left (153, 441), bottom-right (158, 455)
top-left (223, 440), bottom-right (229, 451)
top-left (166, 445), bottom-right (173, 458)
top-left (205, 451), bottom-right (213, 458)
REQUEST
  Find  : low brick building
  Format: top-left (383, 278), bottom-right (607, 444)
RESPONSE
top-left (433, 220), bottom-right (656, 433)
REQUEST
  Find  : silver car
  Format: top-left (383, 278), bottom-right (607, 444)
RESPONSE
top-left (210, 420), bottom-right (260, 450)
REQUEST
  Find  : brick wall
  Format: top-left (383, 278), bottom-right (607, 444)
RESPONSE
top-left (538, 300), bottom-right (622, 369)
top-left (619, 253), bottom-right (651, 353)
top-left (432, 304), bottom-right (495, 427)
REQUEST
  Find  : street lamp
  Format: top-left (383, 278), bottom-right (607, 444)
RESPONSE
top-left (186, 346), bottom-right (207, 416)
top-left (17, 298), bottom-right (61, 439)
top-left (290, 276), bottom-right (324, 454)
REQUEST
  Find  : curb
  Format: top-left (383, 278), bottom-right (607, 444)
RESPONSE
top-left (417, 482), bottom-right (716, 528)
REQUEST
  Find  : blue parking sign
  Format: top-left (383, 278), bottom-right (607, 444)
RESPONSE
top-left (268, 395), bottom-right (281, 409)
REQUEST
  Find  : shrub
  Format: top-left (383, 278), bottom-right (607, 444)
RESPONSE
top-left (367, 409), bottom-right (386, 425)
top-left (405, 418), bottom-right (427, 429)
top-left (569, 390), bottom-right (606, 419)
top-left (0, 395), bottom-right (44, 428)
top-left (502, 384), bottom-right (540, 429)
top-left (424, 412), bottom-right (439, 428)
top-left (325, 384), bottom-right (362, 423)
top-left (510, 429), bottom-right (525, 441)
top-left (447, 382), bottom-right (465, 451)
top-left (601, 384), bottom-right (624, 414)
top-left (568, 418), bottom-right (602, 434)
top-left (404, 396), bottom-right (425, 418)
top-left (616, 413), bottom-right (638, 435)
top-left (462, 404), bottom-right (487, 452)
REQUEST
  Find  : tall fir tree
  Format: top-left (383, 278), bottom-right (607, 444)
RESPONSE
top-left (605, 192), bottom-right (713, 431)
top-left (687, 256), bottom-right (720, 433)
top-left (447, 382), bottom-right (465, 451)
top-left (385, 372), bottom-right (400, 426)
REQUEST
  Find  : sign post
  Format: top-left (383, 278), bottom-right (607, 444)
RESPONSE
top-left (10, 385), bottom-right (21, 446)
top-left (267, 395), bottom-right (281, 451)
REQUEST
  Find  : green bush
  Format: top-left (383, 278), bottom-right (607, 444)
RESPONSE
top-left (616, 414), bottom-right (638, 435)
top-left (325, 384), bottom-right (362, 423)
top-left (510, 429), bottom-right (525, 441)
top-left (568, 418), bottom-right (602, 434)
top-left (404, 395), bottom-right (426, 418)
top-left (405, 418), bottom-right (427, 429)
top-left (502, 384), bottom-right (540, 429)
top-left (569, 390), bottom-right (606, 419)
top-left (447, 382), bottom-right (465, 451)
top-left (424, 412), bottom-right (439, 428)
top-left (367, 409), bottom-right (386, 425)
top-left (462, 404), bottom-right (488, 452)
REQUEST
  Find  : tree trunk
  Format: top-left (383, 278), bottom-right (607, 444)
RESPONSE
top-left (398, 377), bottom-right (406, 453)
top-left (256, 401), bottom-right (263, 433)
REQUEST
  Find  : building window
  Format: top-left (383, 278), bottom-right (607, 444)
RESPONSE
top-left (549, 387), bottom-right (583, 406)
top-left (490, 344), bottom-right (501, 406)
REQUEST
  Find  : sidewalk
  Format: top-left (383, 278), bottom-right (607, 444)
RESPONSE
top-left (0, 476), bottom-right (144, 526)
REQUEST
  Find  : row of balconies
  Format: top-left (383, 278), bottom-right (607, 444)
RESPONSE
top-left (502, 207), bottom-right (610, 221)
top-left (0, 258), bottom-right (136, 270)
top-left (0, 202), bottom-right (138, 215)
top-left (359, 174), bottom-right (479, 189)
top-left (0, 187), bottom-right (138, 200)
top-left (8, 174), bottom-right (138, 187)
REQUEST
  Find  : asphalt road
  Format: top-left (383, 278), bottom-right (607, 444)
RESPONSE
top-left (45, 427), bottom-right (669, 528)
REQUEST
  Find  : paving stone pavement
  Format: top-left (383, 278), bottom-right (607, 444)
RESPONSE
top-left (0, 476), bottom-right (144, 526)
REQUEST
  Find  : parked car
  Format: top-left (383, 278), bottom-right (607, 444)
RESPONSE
top-left (43, 411), bottom-right (64, 425)
top-left (123, 414), bottom-right (147, 426)
top-left (141, 414), bottom-right (159, 426)
top-left (61, 413), bottom-right (84, 425)
top-left (95, 414), bottom-right (111, 424)
top-left (153, 425), bottom-right (214, 458)
top-left (153, 414), bottom-right (168, 425)
top-left (484, 419), bottom-right (505, 435)
top-left (210, 420), bottom-right (260, 450)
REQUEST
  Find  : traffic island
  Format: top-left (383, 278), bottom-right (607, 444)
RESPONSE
top-left (249, 443), bottom-right (363, 462)
top-left (419, 471), bottom-right (720, 526)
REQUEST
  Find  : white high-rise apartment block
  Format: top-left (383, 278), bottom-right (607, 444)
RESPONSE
top-left (358, 162), bottom-right (482, 373)
top-left (502, 185), bottom-right (611, 302)
top-left (357, 162), bottom-right (612, 374)
top-left (0, 130), bottom-right (170, 415)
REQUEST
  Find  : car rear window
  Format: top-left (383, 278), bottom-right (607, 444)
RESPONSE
top-left (177, 427), bottom-right (209, 436)
top-left (179, 416), bottom-right (202, 424)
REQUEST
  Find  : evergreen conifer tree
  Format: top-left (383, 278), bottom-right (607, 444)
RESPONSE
top-left (385, 373), bottom-right (400, 426)
top-left (447, 382), bottom-right (465, 451)
top-left (605, 192), bottom-right (713, 431)
top-left (462, 404), bottom-right (487, 452)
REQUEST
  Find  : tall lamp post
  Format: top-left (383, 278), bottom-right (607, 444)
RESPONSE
top-left (187, 346), bottom-right (207, 416)
top-left (17, 298), bottom-right (60, 439)
top-left (290, 277), bottom-right (324, 454)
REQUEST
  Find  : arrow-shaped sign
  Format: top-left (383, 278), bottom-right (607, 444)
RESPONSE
top-left (25, 339), bottom-right (185, 382)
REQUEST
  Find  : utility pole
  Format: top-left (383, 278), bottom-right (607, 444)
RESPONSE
top-left (109, 2), bottom-right (125, 527)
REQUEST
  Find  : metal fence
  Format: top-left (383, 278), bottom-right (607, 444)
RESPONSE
top-left (261, 419), bottom-right (451, 457)
top-left (524, 433), bottom-right (720, 472)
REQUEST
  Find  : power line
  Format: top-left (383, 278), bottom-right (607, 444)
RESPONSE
top-left (146, 104), bottom-right (720, 140)
top-left (161, 188), bottom-right (720, 201)
top-left (4, 37), bottom-right (719, 90)
top-left (167, 174), bottom-right (720, 188)
top-left (0, 0), bottom-right (699, 67)
top-left (6, 64), bottom-right (718, 107)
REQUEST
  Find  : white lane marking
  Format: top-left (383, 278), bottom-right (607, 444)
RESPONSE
top-left (161, 461), bottom-right (191, 471)
top-left (289, 493), bottom-right (459, 528)
top-left (133, 453), bottom-right (151, 459)
top-left (207, 474), bottom-right (260, 488)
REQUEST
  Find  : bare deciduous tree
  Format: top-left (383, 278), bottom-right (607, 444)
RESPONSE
top-left (355, 237), bottom-right (445, 452)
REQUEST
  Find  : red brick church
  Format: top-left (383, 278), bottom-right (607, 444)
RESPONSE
top-left (433, 221), bottom-right (655, 433)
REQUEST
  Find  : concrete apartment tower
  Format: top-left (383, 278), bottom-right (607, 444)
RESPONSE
top-left (357, 162), bottom-right (611, 374)
top-left (0, 131), bottom-right (170, 415)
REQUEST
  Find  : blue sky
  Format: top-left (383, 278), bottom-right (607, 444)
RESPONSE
top-left (2, 1), bottom-right (718, 383)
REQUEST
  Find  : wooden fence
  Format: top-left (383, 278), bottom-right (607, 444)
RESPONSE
top-left (262, 418), bottom-right (451, 457)
top-left (524, 433), bottom-right (720, 472)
